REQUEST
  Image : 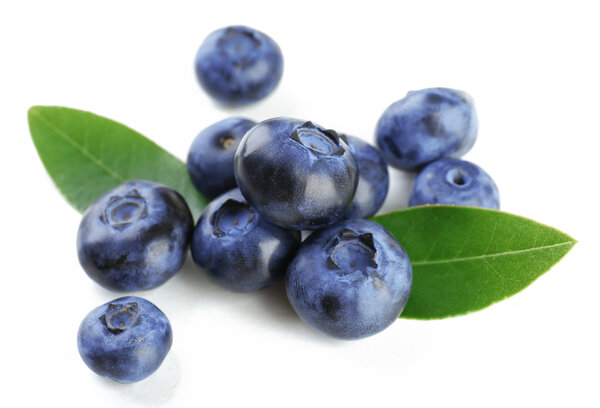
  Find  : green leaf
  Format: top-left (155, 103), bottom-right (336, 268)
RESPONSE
top-left (28, 106), bottom-right (208, 219)
top-left (371, 206), bottom-right (576, 319)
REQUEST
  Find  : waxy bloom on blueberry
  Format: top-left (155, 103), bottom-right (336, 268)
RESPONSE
top-left (376, 88), bottom-right (478, 171)
top-left (191, 189), bottom-right (300, 292)
top-left (234, 118), bottom-right (358, 230)
top-left (77, 296), bottom-right (173, 383)
top-left (340, 134), bottom-right (390, 219)
top-left (409, 158), bottom-right (500, 209)
top-left (187, 117), bottom-right (256, 197)
top-left (286, 219), bottom-right (412, 340)
top-left (195, 25), bottom-right (284, 106)
top-left (77, 180), bottom-right (193, 291)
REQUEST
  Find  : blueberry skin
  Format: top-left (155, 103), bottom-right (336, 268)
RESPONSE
top-left (376, 88), bottom-right (478, 171)
top-left (286, 219), bottom-right (412, 340)
top-left (409, 158), bottom-right (500, 209)
top-left (194, 25), bottom-right (284, 106)
top-left (77, 180), bottom-right (194, 291)
top-left (234, 118), bottom-right (359, 230)
top-left (191, 189), bottom-right (301, 292)
top-left (187, 117), bottom-right (256, 198)
top-left (341, 134), bottom-right (390, 219)
top-left (77, 296), bottom-right (172, 383)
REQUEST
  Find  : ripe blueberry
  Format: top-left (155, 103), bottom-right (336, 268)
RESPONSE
top-left (194, 25), bottom-right (284, 106)
top-left (77, 296), bottom-right (173, 383)
top-left (376, 88), bottom-right (478, 171)
top-left (234, 118), bottom-right (358, 230)
top-left (187, 117), bottom-right (256, 198)
top-left (77, 180), bottom-right (193, 291)
top-left (409, 158), bottom-right (500, 209)
top-left (191, 189), bottom-right (301, 292)
top-left (340, 134), bottom-right (390, 219)
top-left (286, 219), bottom-right (412, 340)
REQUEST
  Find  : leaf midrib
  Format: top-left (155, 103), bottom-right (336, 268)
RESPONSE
top-left (31, 108), bottom-right (126, 183)
top-left (411, 241), bottom-right (575, 266)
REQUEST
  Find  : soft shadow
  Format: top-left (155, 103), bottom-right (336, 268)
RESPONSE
top-left (252, 279), bottom-right (351, 346)
top-left (96, 351), bottom-right (181, 406)
top-left (255, 279), bottom-right (297, 321)
top-left (378, 167), bottom-right (416, 215)
top-left (210, 87), bottom-right (301, 122)
top-left (162, 257), bottom-right (343, 345)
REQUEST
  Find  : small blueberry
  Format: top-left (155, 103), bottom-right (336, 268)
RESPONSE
top-left (191, 189), bottom-right (300, 292)
top-left (234, 118), bottom-right (358, 230)
top-left (187, 117), bottom-right (256, 197)
top-left (77, 296), bottom-right (173, 383)
top-left (77, 180), bottom-right (193, 291)
top-left (195, 25), bottom-right (284, 106)
top-left (409, 158), bottom-right (500, 209)
top-left (286, 219), bottom-right (412, 340)
top-left (376, 88), bottom-right (478, 171)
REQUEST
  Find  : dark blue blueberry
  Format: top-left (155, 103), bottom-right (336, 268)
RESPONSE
top-left (191, 189), bottom-right (301, 292)
top-left (77, 296), bottom-right (173, 383)
top-left (234, 118), bottom-right (358, 230)
top-left (77, 180), bottom-right (193, 291)
top-left (194, 26), bottom-right (284, 106)
top-left (409, 158), bottom-right (500, 209)
top-left (375, 88), bottom-right (478, 171)
top-left (340, 134), bottom-right (390, 218)
top-left (187, 117), bottom-right (256, 198)
top-left (286, 219), bottom-right (412, 340)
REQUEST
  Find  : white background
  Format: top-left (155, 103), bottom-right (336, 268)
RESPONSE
top-left (1, 1), bottom-right (598, 407)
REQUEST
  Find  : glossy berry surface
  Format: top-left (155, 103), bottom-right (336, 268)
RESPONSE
top-left (286, 219), bottom-right (412, 340)
top-left (234, 118), bottom-right (358, 230)
top-left (409, 158), bottom-right (500, 209)
top-left (376, 88), bottom-right (478, 171)
top-left (191, 189), bottom-right (301, 292)
top-left (187, 117), bottom-right (256, 197)
top-left (194, 25), bottom-right (283, 106)
top-left (77, 180), bottom-right (193, 291)
top-left (341, 134), bottom-right (390, 219)
top-left (77, 296), bottom-right (173, 383)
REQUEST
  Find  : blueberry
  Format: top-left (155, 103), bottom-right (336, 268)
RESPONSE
top-left (409, 158), bottom-right (500, 209)
top-left (77, 296), bottom-right (173, 383)
top-left (77, 180), bottom-right (193, 291)
top-left (191, 189), bottom-right (300, 292)
top-left (234, 118), bottom-right (358, 230)
top-left (376, 88), bottom-right (478, 171)
top-left (194, 25), bottom-right (284, 106)
top-left (286, 219), bottom-right (412, 340)
top-left (340, 134), bottom-right (390, 218)
top-left (187, 117), bottom-right (256, 198)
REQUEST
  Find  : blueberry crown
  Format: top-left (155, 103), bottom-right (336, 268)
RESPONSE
top-left (210, 199), bottom-right (256, 237)
top-left (101, 302), bottom-right (142, 333)
top-left (217, 27), bottom-right (261, 66)
top-left (101, 189), bottom-right (148, 230)
top-left (289, 121), bottom-right (345, 156)
top-left (325, 229), bottom-right (378, 274)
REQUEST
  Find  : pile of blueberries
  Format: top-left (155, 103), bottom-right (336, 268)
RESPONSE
top-left (76, 25), bottom-right (499, 384)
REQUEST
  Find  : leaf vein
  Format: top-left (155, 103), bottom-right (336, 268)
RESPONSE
top-left (411, 241), bottom-right (574, 266)
top-left (31, 110), bottom-right (126, 183)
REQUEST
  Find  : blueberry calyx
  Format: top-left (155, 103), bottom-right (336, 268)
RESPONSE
top-left (325, 229), bottom-right (378, 273)
top-left (101, 189), bottom-right (148, 230)
top-left (289, 121), bottom-right (344, 156)
top-left (101, 302), bottom-right (142, 333)
top-left (217, 27), bottom-right (261, 65)
top-left (210, 198), bottom-right (256, 237)
top-left (446, 167), bottom-right (472, 187)
top-left (217, 134), bottom-right (236, 149)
